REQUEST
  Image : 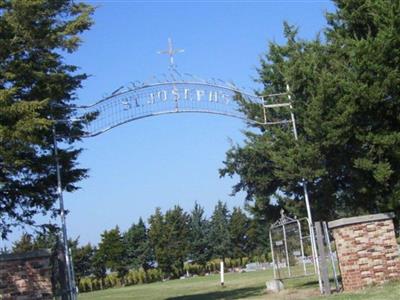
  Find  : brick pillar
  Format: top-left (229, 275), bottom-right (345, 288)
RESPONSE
top-left (328, 213), bottom-right (400, 291)
top-left (0, 249), bottom-right (53, 300)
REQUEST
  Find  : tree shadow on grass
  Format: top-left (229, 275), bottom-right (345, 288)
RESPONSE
top-left (165, 286), bottom-right (264, 300)
top-left (295, 280), bottom-right (319, 288)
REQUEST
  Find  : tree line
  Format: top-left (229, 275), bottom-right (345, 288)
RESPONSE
top-left (1, 0), bottom-right (399, 239)
top-left (11, 201), bottom-right (271, 291)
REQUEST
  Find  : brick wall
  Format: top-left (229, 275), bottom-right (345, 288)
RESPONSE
top-left (0, 249), bottom-right (53, 300)
top-left (329, 213), bottom-right (400, 291)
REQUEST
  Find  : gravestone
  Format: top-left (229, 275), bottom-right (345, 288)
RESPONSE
top-left (266, 279), bottom-right (284, 293)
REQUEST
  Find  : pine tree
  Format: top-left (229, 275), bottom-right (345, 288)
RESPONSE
top-left (12, 233), bottom-right (35, 253)
top-left (188, 202), bottom-right (211, 267)
top-left (12, 230), bottom-right (59, 253)
top-left (148, 206), bottom-right (190, 278)
top-left (91, 246), bottom-right (106, 281)
top-left (123, 217), bottom-right (153, 270)
top-left (164, 206), bottom-right (190, 277)
top-left (148, 208), bottom-right (167, 275)
top-left (72, 243), bottom-right (95, 284)
top-left (229, 207), bottom-right (249, 261)
top-left (0, 0), bottom-right (95, 238)
top-left (245, 201), bottom-right (271, 259)
top-left (221, 0), bottom-right (400, 223)
top-left (209, 201), bottom-right (231, 263)
top-left (95, 226), bottom-right (127, 277)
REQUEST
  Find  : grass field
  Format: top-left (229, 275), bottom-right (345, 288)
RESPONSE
top-left (78, 269), bottom-right (400, 300)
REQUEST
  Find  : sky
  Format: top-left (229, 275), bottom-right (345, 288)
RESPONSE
top-left (2, 0), bottom-right (335, 248)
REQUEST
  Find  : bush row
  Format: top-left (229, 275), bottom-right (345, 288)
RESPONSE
top-left (78, 255), bottom-right (269, 293)
top-left (78, 268), bottom-right (163, 293)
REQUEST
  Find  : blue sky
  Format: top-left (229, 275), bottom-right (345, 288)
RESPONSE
top-left (3, 0), bottom-right (335, 248)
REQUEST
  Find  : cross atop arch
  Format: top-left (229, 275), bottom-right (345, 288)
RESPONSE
top-left (157, 38), bottom-right (184, 69)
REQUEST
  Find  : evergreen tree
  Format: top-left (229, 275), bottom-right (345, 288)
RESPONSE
top-left (148, 208), bottom-right (166, 273)
top-left (148, 206), bottom-right (190, 278)
top-left (164, 205), bottom-right (190, 277)
top-left (34, 230), bottom-right (59, 249)
top-left (209, 201), bottom-right (231, 262)
top-left (229, 207), bottom-right (249, 260)
top-left (91, 246), bottom-right (106, 281)
top-left (72, 243), bottom-right (95, 283)
top-left (12, 230), bottom-right (59, 253)
top-left (188, 202), bottom-right (211, 267)
top-left (221, 0), bottom-right (400, 223)
top-left (94, 226), bottom-right (127, 277)
top-left (123, 217), bottom-right (153, 270)
top-left (12, 233), bottom-right (35, 253)
top-left (245, 201), bottom-right (271, 259)
top-left (0, 0), bottom-right (95, 238)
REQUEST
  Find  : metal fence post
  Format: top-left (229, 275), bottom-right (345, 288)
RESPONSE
top-left (297, 219), bottom-right (307, 275)
top-left (286, 85), bottom-right (323, 291)
top-left (269, 230), bottom-right (277, 279)
top-left (52, 126), bottom-right (76, 300)
top-left (282, 223), bottom-right (291, 277)
top-left (323, 221), bottom-right (340, 291)
top-left (315, 222), bottom-right (331, 295)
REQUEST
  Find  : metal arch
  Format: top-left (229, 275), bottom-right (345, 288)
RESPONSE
top-left (77, 81), bottom-right (270, 109)
top-left (86, 110), bottom-right (290, 137)
top-left (270, 213), bottom-right (299, 229)
top-left (75, 78), bottom-right (291, 137)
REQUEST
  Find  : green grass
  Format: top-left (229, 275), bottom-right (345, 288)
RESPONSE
top-left (78, 269), bottom-right (399, 300)
top-left (313, 281), bottom-right (400, 300)
top-left (79, 271), bottom-right (270, 300)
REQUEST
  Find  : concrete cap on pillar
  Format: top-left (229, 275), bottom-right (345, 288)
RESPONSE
top-left (328, 212), bottom-right (395, 229)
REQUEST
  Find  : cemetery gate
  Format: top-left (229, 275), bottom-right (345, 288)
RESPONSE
top-left (53, 39), bottom-right (318, 299)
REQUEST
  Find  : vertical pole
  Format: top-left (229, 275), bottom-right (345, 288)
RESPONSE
top-left (57, 244), bottom-right (68, 300)
top-left (323, 221), bottom-right (340, 291)
top-left (286, 84), bottom-right (322, 292)
top-left (282, 224), bottom-right (291, 277)
top-left (304, 183), bottom-right (320, 273)
top-left (315, 222), bottom-right (331, 295)
top-left (52, 126), bottom-right (76, 300)
top-left (308, 219), bottom-right (323, 293)
top-left (269, 230), bottom-right (277, 279)
top-left (220, 261), bottom-right (224, 286)
top-left (69, 247), bottom-right (77, 295)
top-left (297, 220), bottom-right (307, 275)
top-left (262, 96), bottom-right (267, 124)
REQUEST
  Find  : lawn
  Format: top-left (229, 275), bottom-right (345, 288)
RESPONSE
top-left (78, 270), bottom-right (399, 300)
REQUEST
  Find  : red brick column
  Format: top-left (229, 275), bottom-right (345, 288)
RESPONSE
top-left (0, 249), bottom-right (53, 300)
top-left (329, 213), bottom-right (400, 291)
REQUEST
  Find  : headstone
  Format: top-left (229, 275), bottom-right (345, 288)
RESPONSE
top-left (266, 279), bottom-right (284, 293)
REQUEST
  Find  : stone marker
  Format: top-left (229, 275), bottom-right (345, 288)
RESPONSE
top-left (266, 279), bottom-right (284, 293)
